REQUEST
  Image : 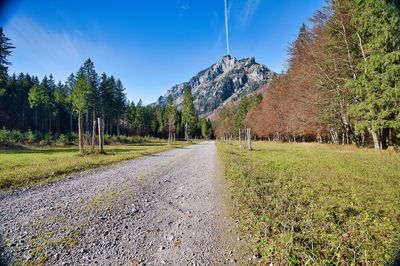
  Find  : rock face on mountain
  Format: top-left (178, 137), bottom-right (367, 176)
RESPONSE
top-left (157, 55), bottom-right (274, 115)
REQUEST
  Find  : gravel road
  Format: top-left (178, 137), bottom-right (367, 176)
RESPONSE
top-left (0, 141), bottom-right (242, 265)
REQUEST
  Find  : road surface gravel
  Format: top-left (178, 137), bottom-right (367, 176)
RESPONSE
top-left (0, 141), bottom-right (243, 265)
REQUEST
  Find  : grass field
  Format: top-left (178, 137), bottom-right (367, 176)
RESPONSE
top-left (0, 141), bottom-right (189, 191)
top-left (217, 141), bottom-right (400, 265)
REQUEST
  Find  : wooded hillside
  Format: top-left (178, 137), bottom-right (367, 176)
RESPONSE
top-left (215, 0), bottom-right (400, 150)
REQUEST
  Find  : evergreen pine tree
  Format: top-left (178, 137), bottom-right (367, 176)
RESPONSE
top-left (166, 95), bottom-right (177, 143)
top-left (349, 0), bottom-right (400, 149)
top-left (182, 86), bottom-right (196, 141)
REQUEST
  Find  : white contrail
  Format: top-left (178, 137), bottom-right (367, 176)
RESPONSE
top-left (224, 0), bottom-right (230, 55)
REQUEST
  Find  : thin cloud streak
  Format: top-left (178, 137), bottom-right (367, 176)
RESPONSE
top-left (239, 0), bottom-right (261, 27)
top-left (178, 0), bottom-right (190, 17)
top-left (5, 15), bottom-right (114, 81)
top-left (224, 0), bottom-right (230, 55)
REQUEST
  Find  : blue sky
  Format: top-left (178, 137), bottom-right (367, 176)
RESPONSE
top-left (2, 0), bottom-right (325, 104)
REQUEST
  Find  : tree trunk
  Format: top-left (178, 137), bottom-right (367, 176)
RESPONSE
top-left (98, 117), bottom-right (104, 154)
top-left (117, 114), bottom-right (120, 136)
top-left (101, 118), bottom-right (104, 152)
top-left (239, 128), bottom-right (243, 149)
top-left (390, 129), bottom-right (397, 146)
top-left (42, 110), bottom-right (45, 132)
top-left (78, 112), bottom-right (84, 154)
top-left (85, 111), bottom-right (89, 135)
top-left (91, 109), bottom-right (96, 152)
top-left (57, 111), bottom-right (60, 133)
top-left (21, 110), bottom-right (25, 131)
top-left (330, 129), bottom-right (339, 145)
top-left (381, 128), bottom-right (389, 150)
top-left (361, 132), bottom-right (365, 147)
top-left (247, 128), bottom-right (252, 151)
top-left (368, 128), bottom-right (380, 149)
top-left (35, 107), bottom-right (38, 131)
top-left (339, 14), bottom-right (357, 80)
top-left (70, 112), bottom-right (73, 133)
top-left (49, 112), bottom-right (52, 133)
top-left (185, 122), bottom-right (188, 143)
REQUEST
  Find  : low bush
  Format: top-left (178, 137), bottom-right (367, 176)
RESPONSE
top-left (0, 128), bottom-right (10, 145)
top-left (68, 132), bottom-right (79, 144)
top-left (10, 130), bottom-right (26, 143)
top-left (0, 128), bottom-right (162, 146)
top-left (25, 130), bottom-right (40, 144)
top-left (57, 134), bottom-right (69, 145)
top-left (41, 133), bottom-right (54, 146)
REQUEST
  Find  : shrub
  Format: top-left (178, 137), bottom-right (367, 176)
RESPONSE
top-left (67, 132), bottom-right (78, 144)
top-left (57, 134), bottom-right (68, 145)
top-left (104, 134), bottom-right (111, 145)
top-left (10, 130), bottom-right (25, 143)
top-left (0, 129), bottom-right (162, 146)
top-left (111, 135), bottom-right (118, 143)
top-left (25, 130), bottom-right (38, 144)
top-left (0, 129), bottom-right (28, 145)
top-left (34, 131), bottom-right (43, 143)
top-left (0, 128), bottom-right (10, 145)
top-left (42, 133), bottom-right (54, 145)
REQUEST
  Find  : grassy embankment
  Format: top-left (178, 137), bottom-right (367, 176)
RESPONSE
top-left (0, 140), bottom-right (191, 191)
top-left (217, 141), bottom-right (400, 265)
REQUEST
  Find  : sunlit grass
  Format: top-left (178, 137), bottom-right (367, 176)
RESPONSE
top-left (0, 141), bottom-right (189, 191)
top-left (217, 141), bottom-right (400, 265)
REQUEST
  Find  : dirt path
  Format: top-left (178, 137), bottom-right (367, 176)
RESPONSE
top-left (0, 141), bottom-right (241, 265)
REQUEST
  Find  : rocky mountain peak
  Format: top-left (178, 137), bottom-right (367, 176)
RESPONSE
top-left (157, 56), bottom-right (275, 115)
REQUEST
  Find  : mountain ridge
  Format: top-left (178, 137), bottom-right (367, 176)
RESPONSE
top-left (156, 55), bottom-right (275, 115)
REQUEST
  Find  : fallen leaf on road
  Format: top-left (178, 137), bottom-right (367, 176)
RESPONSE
top-left (174, 239), bottom-right (182, 249)
top-left (130, 258), bottom-right (140, 265)
top-left (146, 227), bottom-right (160, 232)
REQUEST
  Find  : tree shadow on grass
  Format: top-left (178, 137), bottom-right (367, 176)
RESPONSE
top-left (174, 146), bottom-right (190, 149)
top-left (129, 142), bottom-right (166, 147)
top-left (0, 142), bottom-right (169, 155)
top-left (0, 146), bottom-right (78, 154)
top-left (101, 149), bottom-right (145, 154)
top-left (111, 141), bottom-right (166, 146)
top-left (391, 249), bottom-right (400, 266)
top-left (0, 233), bottom-right (14, 266)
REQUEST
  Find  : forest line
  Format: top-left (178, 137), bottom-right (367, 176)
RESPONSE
top-left (215, 0), bottom-right (400, 150)
top-left (0, 28), bottom-right (212, 150)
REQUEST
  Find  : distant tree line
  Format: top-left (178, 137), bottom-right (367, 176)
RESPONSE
top-left (216, 0), bottom-right (400, 150)
top-left (0, 28), bottom-right (212, 146)
top-left (214, 94), bottom-right (262, 140)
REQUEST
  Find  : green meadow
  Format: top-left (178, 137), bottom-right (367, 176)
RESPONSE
top-left (0, 142), bottom-right (188, 191)
top-left (217, 141), bottom-right (400, 265)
